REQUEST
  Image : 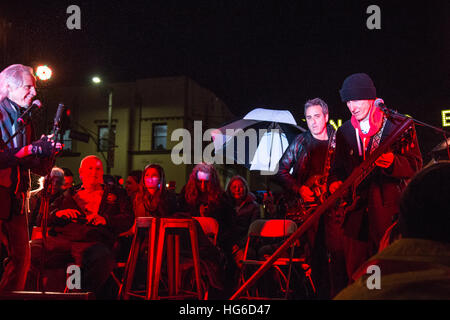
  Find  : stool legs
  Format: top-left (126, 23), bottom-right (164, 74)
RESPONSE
top-left (121, 218), bottom-right (204, 300)
top-left (152, 224), bottom-right (166, 299)
top-left (189, 224), bottom-right (203, 299)
top-left (119, 228), bottom-right (140, 299)
top-left (166, 234), bottom-right (175, 296)
top-left (145, 220), bottom-right (157, 300)
top-left (120, 218), bottom-right (157, 300)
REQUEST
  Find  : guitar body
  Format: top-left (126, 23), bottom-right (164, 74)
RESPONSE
top-left (284, 174), bottom-right (328, 224)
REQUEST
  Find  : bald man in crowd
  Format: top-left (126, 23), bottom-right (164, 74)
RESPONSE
top-left (30, 155), bottom-right (134, 296)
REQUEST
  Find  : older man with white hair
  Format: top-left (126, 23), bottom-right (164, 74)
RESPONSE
top-left (0, 64), bottom-right (60, 292)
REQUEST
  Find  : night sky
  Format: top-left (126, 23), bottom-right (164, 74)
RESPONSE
top-left (1, 0), bottom-right (449, 156)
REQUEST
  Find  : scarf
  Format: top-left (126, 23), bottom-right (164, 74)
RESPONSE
top-left (0, 98), bottom-right (31, 190)
top-left (350, 103), bottom-right (385, 160)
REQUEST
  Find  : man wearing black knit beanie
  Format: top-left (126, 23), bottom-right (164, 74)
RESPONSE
top-left (327, 73), bottom-right (423, 287)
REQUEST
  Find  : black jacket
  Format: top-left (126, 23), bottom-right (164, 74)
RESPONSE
top-left (48, 184), bottom-right (134, 247)
top-left (0, 98), bottom-right (52, 220)
top-left (229, 193), bottom-right (261, 248)
top-left (177, 187), bottom-right (235, 250)
top-left (277, 124), bottom-right (336, 194)
top-left (328, 118), bottom-right (422, 242)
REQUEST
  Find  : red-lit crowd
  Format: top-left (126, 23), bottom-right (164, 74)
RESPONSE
top-left (1, 64), bottom-right (449, 300)
top-left (23, 158), bottom-right (263, 299)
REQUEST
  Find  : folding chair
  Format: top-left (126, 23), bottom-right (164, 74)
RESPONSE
top-left (238, 219), bottom-right (314, 299)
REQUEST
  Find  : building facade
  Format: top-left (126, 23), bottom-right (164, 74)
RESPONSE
top-left (36, 76), bottom-right (237, 192)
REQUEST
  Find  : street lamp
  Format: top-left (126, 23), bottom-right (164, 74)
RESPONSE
top-left (92, 76), bottom-right (101, 84)
top-left (36, 65), bottom-right (52, 81)
top-left (92, 75), bottom-right (114, 174)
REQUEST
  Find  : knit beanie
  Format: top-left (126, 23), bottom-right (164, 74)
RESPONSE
top-left (339, 73), bottom-right (376, 102)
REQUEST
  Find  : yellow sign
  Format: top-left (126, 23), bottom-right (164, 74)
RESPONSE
top-left (329, 119), bottom-right (343, 130)
top-left (442, 110), bottom-right (450, 127)
top-left (302, 118), bottom-right (343, 130)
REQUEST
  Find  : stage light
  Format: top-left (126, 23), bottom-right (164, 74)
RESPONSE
top-left (36, 65), bottom-right (52, 81)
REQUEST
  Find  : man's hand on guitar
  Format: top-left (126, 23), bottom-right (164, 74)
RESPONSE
top-left (329, 181), bottom-right (343, 194)
top-left (375, 152), bottom-right (394, 168)
top-left (299, 185), bottom-right (315, 202)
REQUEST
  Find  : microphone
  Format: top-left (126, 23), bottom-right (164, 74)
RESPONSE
top-left (374, 98), bottom-right (392, 115)
top-left (374, 98), bottom-right (404, 121)
top-left (53, 103), bottom-right (65, 131)
top-left (17, 100), bottom-right (42, 125)
top-left (374, 98), bottom-right (386, 109)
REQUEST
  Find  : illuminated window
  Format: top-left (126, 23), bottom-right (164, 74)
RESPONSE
top-left (98, 125), bottom-right (116, 152)
top-left (152, 123), bottom-right (167, 150)
top-left (61, 130), bottom-right (72, 151)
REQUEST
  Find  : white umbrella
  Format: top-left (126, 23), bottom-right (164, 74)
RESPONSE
top-left (212, 108), bottom-right (305, 174)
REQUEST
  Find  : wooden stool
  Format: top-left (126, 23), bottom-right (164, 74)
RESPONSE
top-left (152, 218), bottom-right (203, 300)
top-left (119, 217), bottom-right (157, 300)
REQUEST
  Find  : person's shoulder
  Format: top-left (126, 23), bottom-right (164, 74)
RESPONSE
top-left (296, 131), bottom-right (310, 142)
top-left (338, 119), bottom-right (352, 129)
top-left (287, 132), bottom-right (310, 151)
top-left (335, 119), bottom-right (353, 135)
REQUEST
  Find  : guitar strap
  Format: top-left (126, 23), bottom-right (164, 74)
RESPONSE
top-left (322, 130), bottom-right (337, 185)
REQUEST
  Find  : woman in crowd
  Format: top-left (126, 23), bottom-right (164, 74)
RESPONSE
top-left (178, 163), bottom-right (234, 250)
top-left (225, 175), bottom-right (260, 268)
top-left (178, 163), bottom-right (235, 296)
top-left (133, 163), bottom-right (225, 296)
top-left (134, 164), bottom-right (177, 218)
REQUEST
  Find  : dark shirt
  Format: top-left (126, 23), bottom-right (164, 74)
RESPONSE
top-left (306, 137), bottom-right (329, 180)
top-left (48, 184), bottom-right (134, 247)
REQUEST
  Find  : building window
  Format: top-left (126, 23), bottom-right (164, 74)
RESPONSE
top-left (60, 130), bottom-right (72, 151)
top-left (98, 125), bottom-right (116, 152)
top-left (152, 123), bottom-right (167, 150)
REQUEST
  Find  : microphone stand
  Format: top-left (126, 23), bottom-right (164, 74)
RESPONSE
top-left (37, 105), bottom-right (64, 293)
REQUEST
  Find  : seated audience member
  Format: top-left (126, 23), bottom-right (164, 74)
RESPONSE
top-left (178, 163), bottom-right (234, 294)
top-left (61, 167), bottom-right (75, 191)
top-left (28, 167), bottom-right (65, 235)
top-left (334, 161), bottom-right (450, 300)
top-left (125, 170), bottom-right (142, 204)
top-left (132, 163), bottom-right (225, 295)
top-left (103, 174), bottom-right (118, 187)
top-left (178, 163), bottom-right (234, 251)
top-left (134, 165), bottom-right (176, 217)
top-left (225, 175), bottom-right (260, 268)
top-left (30, 155), bottom-right (134, 297)
top-left (118, 170), bottom-right (143, 238)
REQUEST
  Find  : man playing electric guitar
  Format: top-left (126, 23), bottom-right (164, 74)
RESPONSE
top-left (328, 73), bottom-right (422, 285)
top-left (277, 98), bottom-right (345, 299)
